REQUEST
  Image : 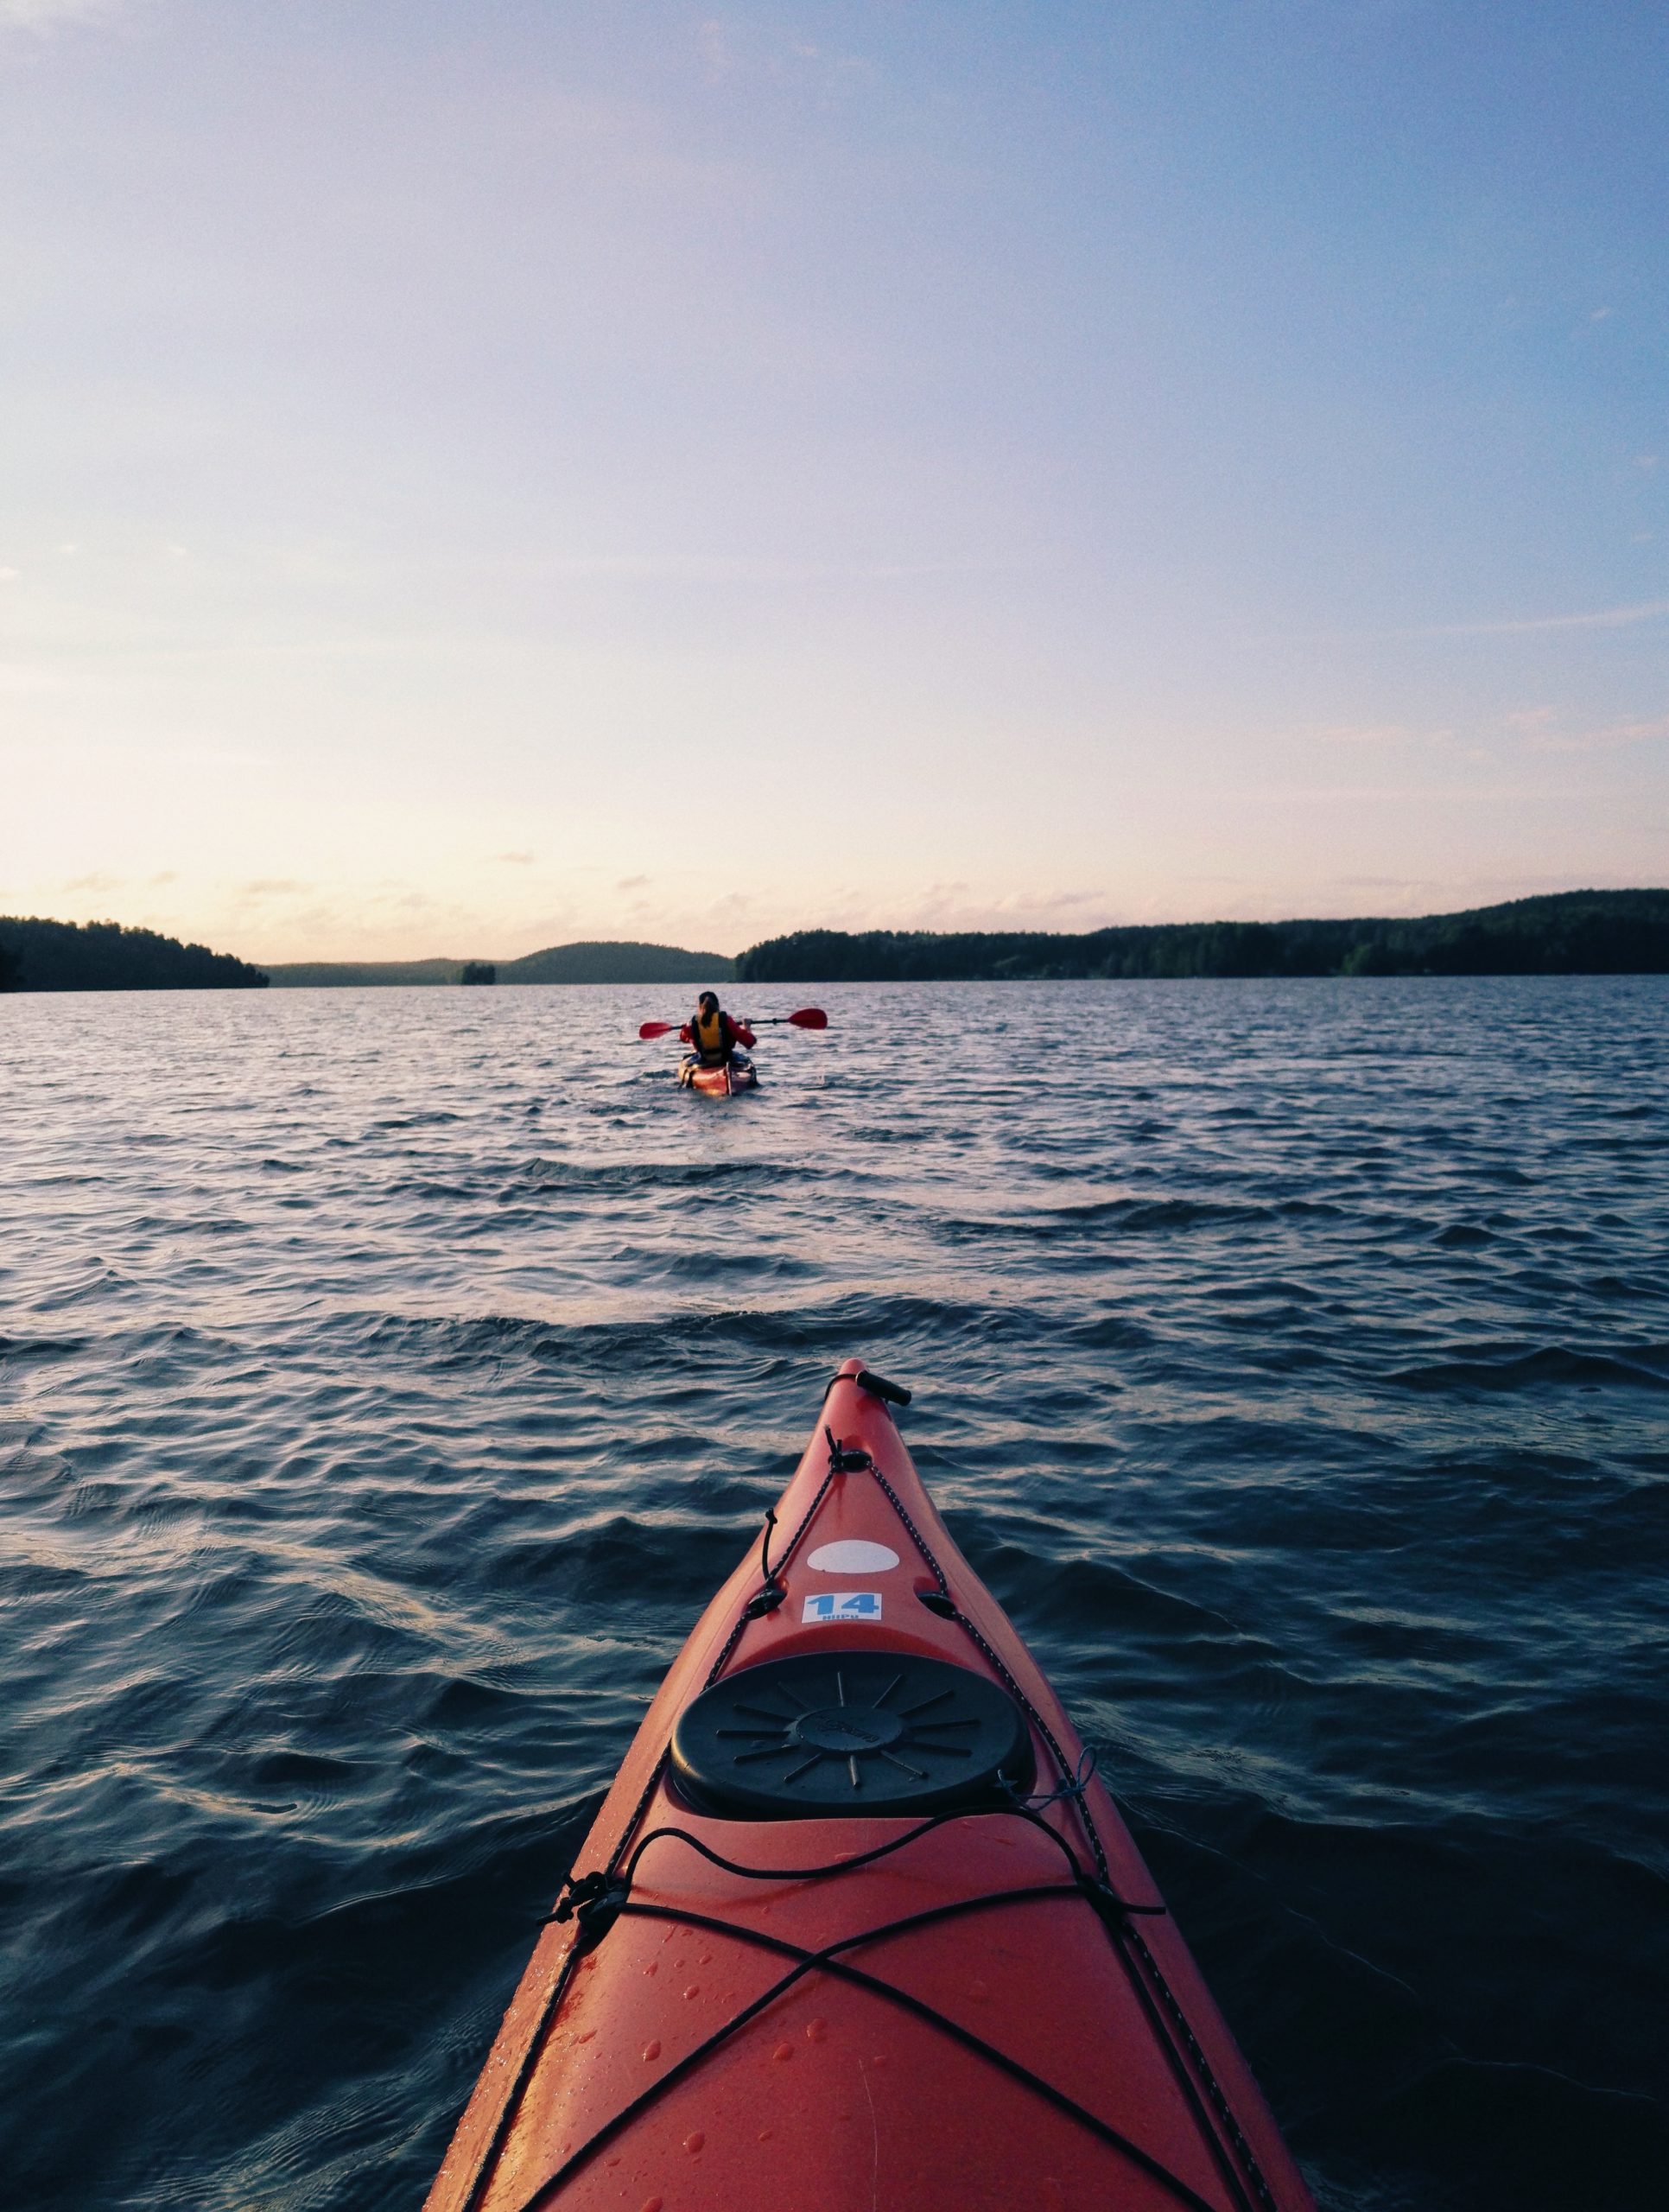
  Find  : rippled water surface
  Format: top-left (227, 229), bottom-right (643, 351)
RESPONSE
top-left (3, 979), bottom-right (1666, 2212)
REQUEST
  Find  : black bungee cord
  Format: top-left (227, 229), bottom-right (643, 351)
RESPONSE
top-left (510, 1883), bottom-right (1225, 2212)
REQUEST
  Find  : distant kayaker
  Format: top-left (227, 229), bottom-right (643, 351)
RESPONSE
top-left (682, 991), bottom-right (756, 1070)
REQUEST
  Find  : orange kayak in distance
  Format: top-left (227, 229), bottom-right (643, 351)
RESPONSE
top-left (425, 1360), bottom-right (1317, 2212)
top-left (677, 1054), bottom-right (758, 1096)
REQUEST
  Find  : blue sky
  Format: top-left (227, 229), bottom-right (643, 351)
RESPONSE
top-left (3, 0), bottom-right (1665, 958)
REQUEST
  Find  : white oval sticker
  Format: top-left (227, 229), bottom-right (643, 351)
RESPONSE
top-left (807, 1540), bottom-right (902, 1574)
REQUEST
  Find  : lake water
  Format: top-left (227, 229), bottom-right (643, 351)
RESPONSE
top-left (3, 977), bottom-right (1666, 2211)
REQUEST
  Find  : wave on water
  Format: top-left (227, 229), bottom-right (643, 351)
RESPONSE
top-left (1388, 1342), bottom-right (1669, 1391)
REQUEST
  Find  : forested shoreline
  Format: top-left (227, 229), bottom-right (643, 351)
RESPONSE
top-left (737, 890), bottom-right (1669, 982)
top-left (9, 891), bottom-right (1666, 993)
top-left (0, 918), bottom-right (268, 991)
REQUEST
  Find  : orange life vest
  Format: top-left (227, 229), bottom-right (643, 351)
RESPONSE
top-left (692, 1007), bottom-right (731, 1064)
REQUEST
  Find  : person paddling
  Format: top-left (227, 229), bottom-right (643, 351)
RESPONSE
top-left (682, 991), bottom-right (756, 1071)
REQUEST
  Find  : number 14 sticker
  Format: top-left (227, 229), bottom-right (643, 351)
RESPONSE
top-left (802, 1591), bottom-right (883, 1624)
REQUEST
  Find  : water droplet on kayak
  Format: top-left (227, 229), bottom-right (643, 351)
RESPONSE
top-left (968, 1977), bottom-right (990, 2001)
top-left (641, 2198), bottom-right (664, 2212)
top-left (806, 2017), bottom-right (828, 2043)
top-left (758, 2128), bottom-right (774, 2143)
top-left (699, 1951), bottom-right (713, 1965)
top-left (772, 2042), bottom-right (795, 2062)
top-left (643, 1961), bottom-right (658, 1976)
top-left (642, 2040), bottom-right (661, 2062)
top-left (683, 1984), bottom-right (701, 1999)
top-left (574, 2028), bottom-right (596, 2043)
top-left (684, 2131), bottom-right (705, 2154)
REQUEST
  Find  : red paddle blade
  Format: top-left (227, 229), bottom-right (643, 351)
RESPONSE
top-left (638, 1020), bottom-right (676, 1039)
top-left (788, 1007), bottom-right (828, 1029)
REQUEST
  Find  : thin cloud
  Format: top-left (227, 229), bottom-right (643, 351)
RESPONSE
top-left (1314, 721), bottom-right (1450, 749)
top-left (1400, 599), bottom-right (1669, 639)
top-left (1309, 704), bottom-right (1666, 760)
top-left (0, 2), bottom-right (127, 34)
top-left (800, 881), bottom-right (1112, 935)
top-left (495, 850), bottom-right (536, 865)
top-left (695, 14), bottom-right (873, 89)
top-left (534, 552), bottom-right (1008, 584)
top-left (1523, 711), bottom-right (1669, 757)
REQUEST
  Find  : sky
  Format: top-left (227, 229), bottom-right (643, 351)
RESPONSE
top-left (3, 0), bottom-right (1666, 961)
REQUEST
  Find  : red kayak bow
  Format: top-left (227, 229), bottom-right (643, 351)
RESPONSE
top-left (425, 1361), bottom-right (1316, 2212)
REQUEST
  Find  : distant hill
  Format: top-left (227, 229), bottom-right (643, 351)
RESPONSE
top-left (263, 940), bottom-right (734, 986)
top-left (260, 958), bottom-right (465, 987)
top-left (738, 890), bottom-right (1669, 982)
top-left (0, 917), bottom-right (268, 991)
top-left (499, 940), bottom-right (733, 984)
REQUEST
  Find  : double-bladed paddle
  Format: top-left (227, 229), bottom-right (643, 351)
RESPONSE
top-left (637, 1007), bottom-right (828, 1040)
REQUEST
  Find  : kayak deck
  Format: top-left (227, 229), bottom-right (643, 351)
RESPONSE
top-left (425, 1362), bottom-right (1314, 2212)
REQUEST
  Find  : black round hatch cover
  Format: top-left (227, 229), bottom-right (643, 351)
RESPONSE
top-left (670, 1650), bottom-right (1035, 1820)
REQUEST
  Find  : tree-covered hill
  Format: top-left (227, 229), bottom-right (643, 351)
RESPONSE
top-left (0, 918), bottom-right (269, 990)
top-left (498, 940), bottom-right (733, 984)
top-left (259, 957), bottom-right (464, 987)
top-left (737, 890), bottom-right (1669, 982)
top-left (263, 941), bottom-right (734, 986)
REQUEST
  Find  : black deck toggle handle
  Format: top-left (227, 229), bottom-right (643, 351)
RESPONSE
top-left (855, 1368), bottom-right (912, 1406)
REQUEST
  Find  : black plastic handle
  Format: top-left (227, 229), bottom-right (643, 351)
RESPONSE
top-left (855, 1368), bottom-right (912, 1406)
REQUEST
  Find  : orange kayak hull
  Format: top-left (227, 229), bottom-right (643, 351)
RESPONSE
top-left (677, 1057), bottom-right (758, 1096)
top-left (425, 1362), bottom-right (1316, 2212)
